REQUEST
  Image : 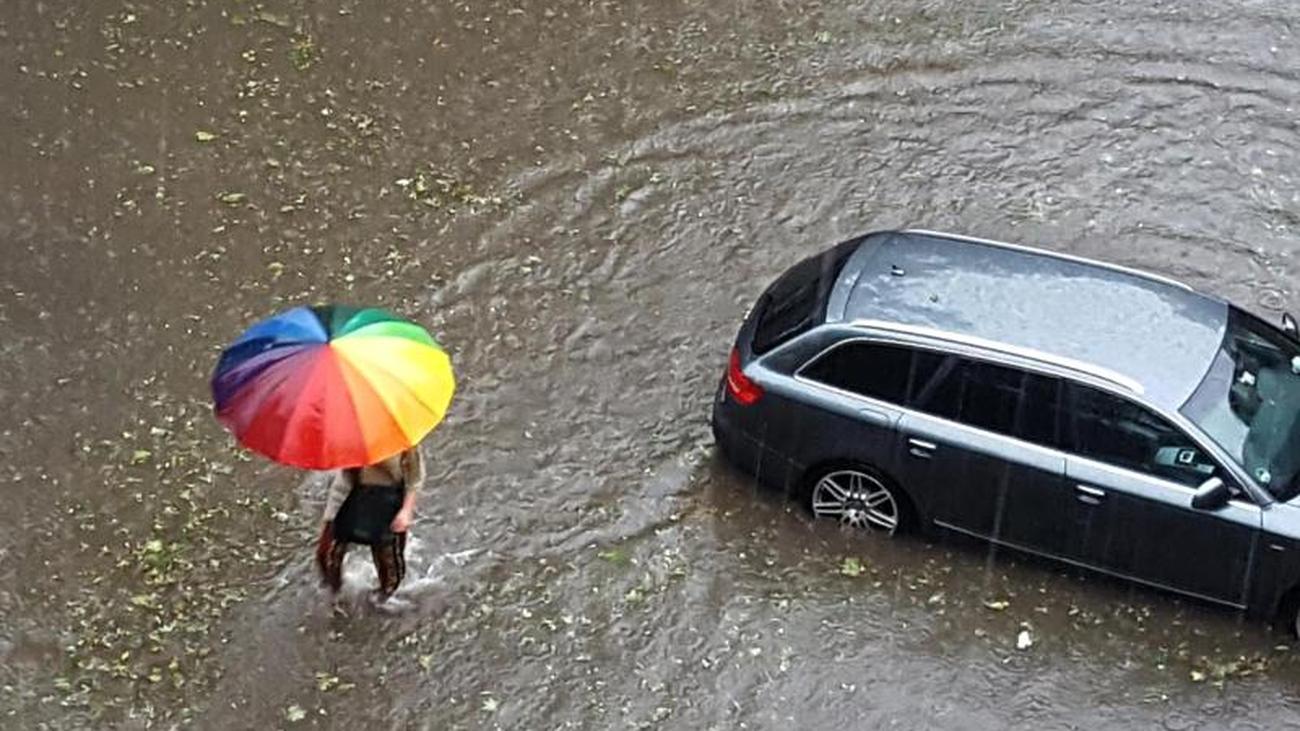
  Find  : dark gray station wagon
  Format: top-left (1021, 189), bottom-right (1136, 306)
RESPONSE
top-left (712, 229), bottom-right (1300, 632)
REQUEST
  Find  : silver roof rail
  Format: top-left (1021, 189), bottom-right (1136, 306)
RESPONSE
top-left (850, 318), bottom-right (1146, 395)
top-left (900, 229), bottom-right (1194, 293)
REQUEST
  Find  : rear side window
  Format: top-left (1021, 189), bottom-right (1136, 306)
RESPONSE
top-left (914, 358), bottom-right (1065, 449)
top-left (752, 240), bottom-right (860, 354)
top-left (800, 342), bottom-right (948, 405)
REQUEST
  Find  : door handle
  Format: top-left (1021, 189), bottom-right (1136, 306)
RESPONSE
top-left (907, 437), bottom-right (936, 459)
top-left (1075, 484), bottom-right (1105, 506)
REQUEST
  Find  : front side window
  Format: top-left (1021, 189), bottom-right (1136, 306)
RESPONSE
top-left (1182, 308), bottom-right (1300, 500)
top-left (1066, 383), bottom-right (1216, 488)
top-left (800, 342), bottom-right (947, 406)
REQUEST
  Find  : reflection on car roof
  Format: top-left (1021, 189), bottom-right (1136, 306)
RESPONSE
top-left (826, 230), bottom-right (1228, 409)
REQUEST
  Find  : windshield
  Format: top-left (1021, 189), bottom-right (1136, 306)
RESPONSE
top-left (1181, 308), bottom-right (1300, 500)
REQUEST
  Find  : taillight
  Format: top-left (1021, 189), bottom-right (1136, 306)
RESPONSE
top-left (726, 348), bottom-right (763, 405)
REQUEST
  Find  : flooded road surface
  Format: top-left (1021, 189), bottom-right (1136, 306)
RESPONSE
top-left (5, 0), bottom-right (1300, 727)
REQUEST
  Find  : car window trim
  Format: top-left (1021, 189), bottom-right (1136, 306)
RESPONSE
top-left (851, 318), bottom-right (1145, 396)
top-left (792, 332), bottom-right (1271, 506)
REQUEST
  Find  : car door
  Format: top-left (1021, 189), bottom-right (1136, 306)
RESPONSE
top-left (792, 341), bottom-right (923, 485)
top-left (1060, 382), bottom-right (1262, 606)
top-left (899, 357), bottom-right (1078, 558)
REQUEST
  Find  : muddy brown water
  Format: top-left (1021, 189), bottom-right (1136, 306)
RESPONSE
top-left (4, 0), bottom-right (1300, 728)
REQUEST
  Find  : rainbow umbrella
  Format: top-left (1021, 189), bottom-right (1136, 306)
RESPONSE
top-left (211, 305), bottom-right (455, 469)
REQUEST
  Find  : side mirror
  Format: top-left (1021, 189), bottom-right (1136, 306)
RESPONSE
top-left (1191, 476), bottom-right (1229, 510)
top-left (1283, 313), bottom-right (1299, 341)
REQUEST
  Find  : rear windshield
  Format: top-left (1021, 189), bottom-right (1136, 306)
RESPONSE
top-left (752, 239), bottom-right (861, 354)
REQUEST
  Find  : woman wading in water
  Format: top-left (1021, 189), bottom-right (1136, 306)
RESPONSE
top-left (315, 447), bottom-right (425, 600)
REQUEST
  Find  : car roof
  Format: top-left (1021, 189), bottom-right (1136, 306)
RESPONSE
top-left (824, 230), bottom-right (1229, 409)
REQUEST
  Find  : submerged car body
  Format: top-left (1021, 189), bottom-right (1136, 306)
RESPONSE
top-left (712, 229), bottom-right (1300, 628)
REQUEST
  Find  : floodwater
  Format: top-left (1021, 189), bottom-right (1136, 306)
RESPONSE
top-left (4, 0), bottom-right (1300, 727)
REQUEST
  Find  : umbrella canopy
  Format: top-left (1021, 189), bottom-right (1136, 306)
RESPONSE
top-left (211, 305), bottom-right (455, 469)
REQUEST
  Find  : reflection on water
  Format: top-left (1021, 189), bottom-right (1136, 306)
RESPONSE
top-left (3, 0), bottom-right (1300, 727)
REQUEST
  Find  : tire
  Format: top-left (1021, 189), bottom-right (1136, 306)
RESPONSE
top-left (804, 465), bottom-right (911, 536)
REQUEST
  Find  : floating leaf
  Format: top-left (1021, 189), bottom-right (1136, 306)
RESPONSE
top-left (218, 192), bottom-right (247, 205)
top-left (285, 704), bottom-right (307, 722)
top-left (131, 449), bottom-right (152, 464)
top-left (983, 600), bottom-right (1010, 611)
top-left (194, 130), bottom-right (217, 142)
top-left (256, 11), bottom-right (293, 29)
top-left (597, 548), bottom-right (629, 565)
top-left (1190, 670), bottom-right (1206, 682)
top-left (130, 593), bottom-right (157, 608)
top-left (839, 557), bottom-right (865, 577)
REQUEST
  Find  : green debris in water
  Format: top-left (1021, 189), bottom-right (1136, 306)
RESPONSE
top-left (256, 10), bottom-right (293, 29)
top-left (394, 170), bottom-right (503, 211)
top-left (1190, 655), bottom-right (1271, 684)
top-left (129, 593), bottom-right (157, 608)
top-left (839, 557), bottom-right (865, 577)
top-left (597, 547), bottom-right (630, 565)
top-left (290, 35), bottom-right (317, 71)
top-left (194, 130), bottom-right (217, 142)
top-left (218, 192), bottom-right (247, 205)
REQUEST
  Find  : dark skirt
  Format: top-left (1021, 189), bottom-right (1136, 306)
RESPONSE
top-left (332, 483), bottom-right (404, 546)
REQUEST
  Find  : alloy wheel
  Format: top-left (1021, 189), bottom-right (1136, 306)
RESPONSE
top-left (811, 469), bottom-right (900, 535)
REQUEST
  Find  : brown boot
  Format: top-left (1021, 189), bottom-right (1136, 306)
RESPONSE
top-left (316, 522), bottom-right (346, 593)
top-left (371, 531), bottom-right (407, 600)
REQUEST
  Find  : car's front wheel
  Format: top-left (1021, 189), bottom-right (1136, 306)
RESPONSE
top-left (808, 467), bottom-right (907, 536)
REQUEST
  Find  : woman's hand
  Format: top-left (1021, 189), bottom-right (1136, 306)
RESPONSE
top-left (391, 508), bottom-right (413, 533)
